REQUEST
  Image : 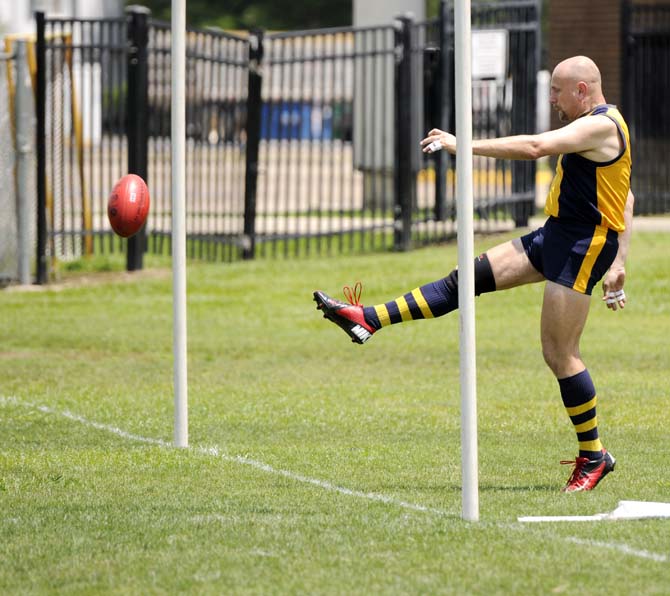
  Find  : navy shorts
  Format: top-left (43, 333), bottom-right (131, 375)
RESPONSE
top-left (520, 217), bottom-right (619, 295)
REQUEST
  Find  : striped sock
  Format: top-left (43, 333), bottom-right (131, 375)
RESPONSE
top-left (363, 276), bottom-right (458, 330)
top-left (558, 369), bottom-right (603, 460)
top-left (362, 255), bottom-right (496, 331)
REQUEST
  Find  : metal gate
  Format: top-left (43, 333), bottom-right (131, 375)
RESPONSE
top-left (32, 1), bottom-right (542, 280)
top-left (212, 1), bottom-right (542, 258)
top-left (409, 0), bottom-right (541, 249)
top-left (622, 1), bottom-right (670, 214)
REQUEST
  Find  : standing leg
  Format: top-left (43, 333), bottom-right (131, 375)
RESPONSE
top-left (541, 281), bottom-right (615, 491)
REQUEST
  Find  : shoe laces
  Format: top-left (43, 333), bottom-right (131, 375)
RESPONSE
top-left (561, 457), bottom-right (590, 484)
top-left (343, 281), bottom-right (363, 306)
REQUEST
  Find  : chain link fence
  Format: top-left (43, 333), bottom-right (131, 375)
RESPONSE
top-left (0, 50), bottom-right (18, 284)
top-left (0, 42), bottom-right (35, 285)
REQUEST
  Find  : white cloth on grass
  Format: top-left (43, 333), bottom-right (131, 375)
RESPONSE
top-left (518, 501), bottom-right (670, 522)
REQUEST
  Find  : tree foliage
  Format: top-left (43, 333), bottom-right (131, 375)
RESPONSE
top-left (126, 1), bottom-right (542, 29)
top-left (126, 0), bottom-right (352, 30)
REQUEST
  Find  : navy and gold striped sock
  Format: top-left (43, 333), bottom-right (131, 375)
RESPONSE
top-left (558, 369), bottom-right (603, 460)
top-left (362, 254), bottom-right (496, 330)
top-left (363, 275), bottom-right (458, 330)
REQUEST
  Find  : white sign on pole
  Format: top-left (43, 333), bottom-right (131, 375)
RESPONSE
top-left (472, 29), bottom-right (508, 80)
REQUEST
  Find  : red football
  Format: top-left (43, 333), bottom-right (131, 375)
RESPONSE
top-left (107, 174), bottom-right (150, 238)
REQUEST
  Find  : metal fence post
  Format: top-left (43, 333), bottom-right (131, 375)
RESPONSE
top-left (434, 0), bottom-right (451, 221)
top-left (35, 11), bottom-right (48, 285)
top-left (620, 0), bottom-right (633, 122)
top-left (394, 16), bottom-right (414, 252)
top-left (243, 29), bottom-right (264, 260)
top-left (126, 6), bottom-right (150, 271)
top-left (510, 1), bottom-right (540, 227)
top-left (15, 41), bottom-right (32, 285)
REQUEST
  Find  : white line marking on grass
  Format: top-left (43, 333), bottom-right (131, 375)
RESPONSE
top-left (190, 514), bottom-right (230, 524)
top-left (565, 537), bottom-right (668, 563)
top-left (3, 396), bottom-right (668, 564)
top-left (225, 450), bottom-right (449, 516)
top-left (0, 396), bottom-right (450, 517)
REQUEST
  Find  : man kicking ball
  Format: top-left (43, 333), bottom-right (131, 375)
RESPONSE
top-left (313, 55), bottom-right (634, 493)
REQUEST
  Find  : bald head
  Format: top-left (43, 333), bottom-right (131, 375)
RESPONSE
top-left (553, 56), bottom-right (602, 90)
top-left (550, 56), bottom-right (606, 122)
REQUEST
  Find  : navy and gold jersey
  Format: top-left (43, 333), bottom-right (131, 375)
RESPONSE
top-left (545, 105), bottom-right (631, 232)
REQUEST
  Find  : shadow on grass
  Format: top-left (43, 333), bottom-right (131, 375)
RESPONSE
top-left (479, 483), bottom-right (557, 492)
top-left (372, 482), bottom-right (557, 494)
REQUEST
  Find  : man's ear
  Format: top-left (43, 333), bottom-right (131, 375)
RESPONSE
top-left (576, 81), bottom-right (588, 98)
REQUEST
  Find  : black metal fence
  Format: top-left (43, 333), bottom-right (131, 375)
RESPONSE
top-left (35, 2), bottom-right (544, 279)
top-left (622, 1), bottom-right (670, 214)
top-left (438, 0), bottom-right (541, 229)
top-left (145, 20), bottom-right (250, 263)
top-left (34, 11), bottom-right (137, 280)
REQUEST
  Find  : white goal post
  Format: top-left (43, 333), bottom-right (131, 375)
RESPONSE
top-left (454, 0), bottom-right (479, 522)
top-left (172, 0), bottom-right (188, 448)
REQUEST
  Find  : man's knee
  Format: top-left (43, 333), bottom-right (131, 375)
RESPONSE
top-left (444, 253), bottom-right (497, 298)
top-left (541, 340), bottom-right (581, 377)
top-left (541, 342), bottom-right (561, 373)
top-left (475, 253), bottom-right (496, 295)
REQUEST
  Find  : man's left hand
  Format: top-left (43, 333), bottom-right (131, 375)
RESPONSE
top-left (602, 268), bottom-right (627, 311)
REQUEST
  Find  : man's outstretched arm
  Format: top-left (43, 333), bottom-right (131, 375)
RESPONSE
top-left (420, 116), bottom-right (616, 161)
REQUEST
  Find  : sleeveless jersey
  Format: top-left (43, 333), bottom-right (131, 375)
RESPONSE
top-left (544, 105), bottom-right (631, 232)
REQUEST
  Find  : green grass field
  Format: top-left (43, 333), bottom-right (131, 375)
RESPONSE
top-left (1, 229), bottom-right (669, 594)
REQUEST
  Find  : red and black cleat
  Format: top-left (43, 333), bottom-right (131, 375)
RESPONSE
top-left (561, 449), bottom-right (616, 493)
top-left (313, 282), bottom-right (376, 345)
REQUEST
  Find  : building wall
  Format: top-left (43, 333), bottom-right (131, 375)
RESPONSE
top-left (548, 0), bottom-right (622, 126)
top-left (548, 0), bottom-right (670, 126)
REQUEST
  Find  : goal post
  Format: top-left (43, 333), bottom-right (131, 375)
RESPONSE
top-left (454, 0), bottom-right (479, 522)
top-left (172, 0), bottom-right (188, 448)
